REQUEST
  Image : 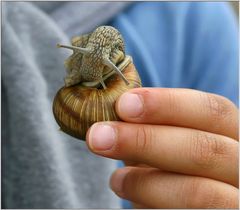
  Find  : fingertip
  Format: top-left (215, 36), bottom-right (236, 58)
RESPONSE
top-left (110, 167), bottom-right (132, 196)
top-left (85, 126), bottom-right (92, 148)
top-left (86, 122), bottom-right (116, 152)
top-left (116, 92), bottom-right (144, 119)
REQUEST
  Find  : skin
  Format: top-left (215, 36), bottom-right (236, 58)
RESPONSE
top-left (86, 88), bottom-right (239, 209)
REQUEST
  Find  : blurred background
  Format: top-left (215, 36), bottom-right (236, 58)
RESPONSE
top-left (2, 1), bottom-right (239, 209)
top-left (230, 2), bottom-right (239, 17)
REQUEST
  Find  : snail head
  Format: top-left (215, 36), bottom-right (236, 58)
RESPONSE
top-left (57, 26), bottom-right (129, 86)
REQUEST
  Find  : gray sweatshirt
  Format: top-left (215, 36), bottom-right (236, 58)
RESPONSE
top-left (2, 2), bottom-right (130, 208)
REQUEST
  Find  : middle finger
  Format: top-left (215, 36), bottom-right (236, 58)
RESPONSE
top-left (87, 121), bottom-right (238, 186)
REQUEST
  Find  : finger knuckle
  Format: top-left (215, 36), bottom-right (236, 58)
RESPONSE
top-left (165, 90), bottom-right (181, 119)
top-left (189, 132), bottom-right (226, 169)
top-left (135, 125), bottom-right (152, 155)
top-left (204, 93), bottom-right (236, 124)
top-left (122, 169), bottom-right (145, 199)
top-left (183, 178), bottom-right (202, 208)
top-left (185, 179), bottom-right (231, 208)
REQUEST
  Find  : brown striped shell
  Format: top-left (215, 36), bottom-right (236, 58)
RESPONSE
top-left (52, 61), bottom-right (141, 140)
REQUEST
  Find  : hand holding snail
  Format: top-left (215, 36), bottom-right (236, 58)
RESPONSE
top-left (53, 26), bottom-right (142, 140)
top-left (86, 88), bottom-right (238, 208)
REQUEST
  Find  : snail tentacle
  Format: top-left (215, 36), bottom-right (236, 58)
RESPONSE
top-left (57, 44), bottom-right (92, 54)
top-left (80, 56), bottom-right (132, 88)
top-left (100, 79), bottom-right (107, 89)
top-left (103, 57), bottom-right (129, 85)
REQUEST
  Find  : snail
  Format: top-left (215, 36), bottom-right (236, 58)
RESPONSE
top-left (53, 26), bottom-right (142, 140)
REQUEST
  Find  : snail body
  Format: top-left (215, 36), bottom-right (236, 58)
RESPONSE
top-left (53, 26), bottom-right (142, 140)
top-left (58, 26), bottom-right (129, 88)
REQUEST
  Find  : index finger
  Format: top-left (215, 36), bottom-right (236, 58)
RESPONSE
top-left (115, 88), bottom-right (238, 140)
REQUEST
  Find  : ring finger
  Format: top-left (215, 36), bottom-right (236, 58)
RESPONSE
top-left (110, 167), bottom-right (238, 209)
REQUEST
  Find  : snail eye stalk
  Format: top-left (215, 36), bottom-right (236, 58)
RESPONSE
top-left (57, 44), bottom-right (92, 54)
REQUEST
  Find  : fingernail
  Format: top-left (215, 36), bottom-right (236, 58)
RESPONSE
top-left (89, 123), bottom-right (116, 151)
top-left (118, 93), bottom-right (144, 117)
top-left (110, 168), bottom-right (131, 193)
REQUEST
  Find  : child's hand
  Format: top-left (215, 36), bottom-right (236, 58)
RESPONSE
top-left (86, 88), bottom-right (238, 208)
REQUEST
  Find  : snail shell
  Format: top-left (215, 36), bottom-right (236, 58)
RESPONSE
top-left (53, 60), bottom-right (141, 140)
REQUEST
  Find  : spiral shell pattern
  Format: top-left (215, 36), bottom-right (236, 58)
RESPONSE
top-left (53, 62), bottom-right (141, 140)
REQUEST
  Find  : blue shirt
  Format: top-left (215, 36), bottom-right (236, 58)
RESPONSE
top-left (110, 2), bottom-right (238, 103)
top-left (109, 2), bottom-right (238, 208)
